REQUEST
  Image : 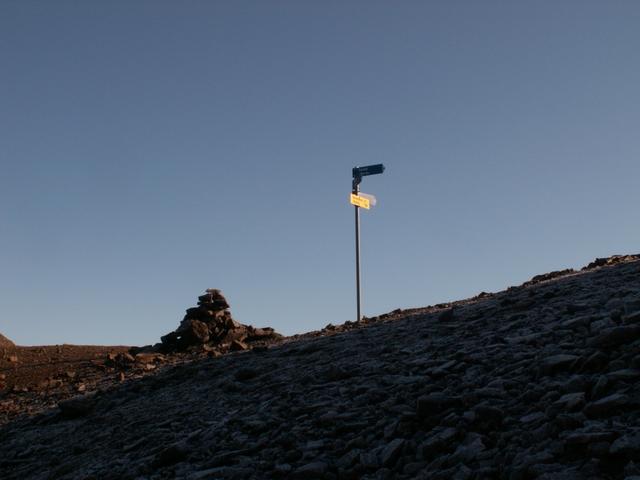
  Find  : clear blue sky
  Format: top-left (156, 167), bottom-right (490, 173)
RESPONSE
top-left (2, 1), bottom-right (639, 346)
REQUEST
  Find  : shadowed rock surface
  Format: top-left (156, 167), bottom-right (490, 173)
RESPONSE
top-left (1, 255), bottom-right (640, 479)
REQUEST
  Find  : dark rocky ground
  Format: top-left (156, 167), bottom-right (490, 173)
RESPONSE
top-left (2, 255), bottom-right (640, 479)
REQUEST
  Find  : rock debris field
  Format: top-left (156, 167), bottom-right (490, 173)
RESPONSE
top-left (2, 255), bottom-right (640, 479)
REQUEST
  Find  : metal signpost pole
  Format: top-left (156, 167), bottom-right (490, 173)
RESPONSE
top-left (353, 176), bottom-right (362, 322)
top-left (351, 164), bottom-right (384, 323)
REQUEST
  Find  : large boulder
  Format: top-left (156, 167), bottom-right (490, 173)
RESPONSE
top-left (0, 333), bottom-right (14, 348)
top-left (160, 290), bottom-right (281, 353)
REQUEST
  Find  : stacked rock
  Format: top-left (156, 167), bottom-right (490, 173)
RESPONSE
top-left (160, 289), bottom-right (281, 353)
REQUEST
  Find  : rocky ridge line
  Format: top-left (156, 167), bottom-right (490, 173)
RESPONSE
top-left (0, 334), bottom-right (14, 349)
top-left (2, 255), bottom-right (640, 479)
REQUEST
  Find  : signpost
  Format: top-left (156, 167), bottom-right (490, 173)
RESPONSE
top-left (353, 164), bottom-right (385, 177)
top-left (351, 164), bottom-right (385, 322)
top-left (350, 193), bottom-right (370, 209)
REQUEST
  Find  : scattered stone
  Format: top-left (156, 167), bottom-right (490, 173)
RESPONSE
top-left (523, 269), bottom-right (575, 287)
top-left (581, 351), bottom-right (609, 372)
top-left (552, 392), bottom-right (585, 412)
top-left (541, 354), bottom-right (579, 375)
top-left (623, 310), bottom-right (640, 324)
top-left (583, 255), bottom-right (640, 270)
top-left (451, 433), bottom-right (485, 463)
top-left (563, 431), bottom-right (617, 445)
top-left (520, 412), bottom-right (545, 424)
top-left (607, 369), bottom-right (640, 382)
top-left (610, 434), bottom-right (640, 457)
top-left (292, 461), bottom-right (328, 478)
top-left (591, 375), bottom-right (609, 400)
top-left (583, 393), bottom-right (630, 417)
top-left (230, 339), bottom-right (249, 351)
top-left (419, 427), bottom-right (458, 456)
top-left (380, 438), bottom-right (405, 467)
top-left (589, 326), bottom-right (640, 348)
top-left (417, 393), bottom-right (460, 417)
top-left (153, 443), bottom-right (188, 467)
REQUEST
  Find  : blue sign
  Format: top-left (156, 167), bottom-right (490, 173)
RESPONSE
top-left (353, 164), bottom-right (385, 178)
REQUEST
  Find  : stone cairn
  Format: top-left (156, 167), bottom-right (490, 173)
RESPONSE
top-left (160, 289), bottom-right (281, 353)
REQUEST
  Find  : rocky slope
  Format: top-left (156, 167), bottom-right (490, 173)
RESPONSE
top-left (0, 290), bottom-right (283, 426)
top-left (2, 255), bottom-right (640, 479)
top-left (0, 333), bottom-right (14, 348)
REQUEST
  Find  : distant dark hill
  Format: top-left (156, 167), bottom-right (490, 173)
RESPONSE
top-left (2, 254), bottom-right (640, 479)
top-left (0, 333), bottom-right (14, 348)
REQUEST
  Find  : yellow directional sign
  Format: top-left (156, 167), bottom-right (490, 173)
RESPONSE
top-left (350, 193), bottom-right (370, 209)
